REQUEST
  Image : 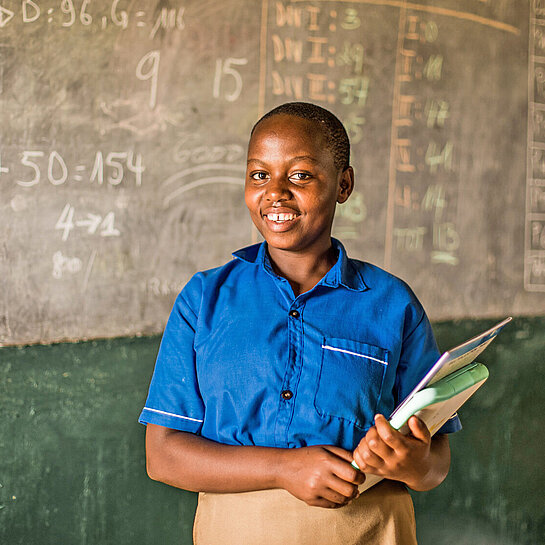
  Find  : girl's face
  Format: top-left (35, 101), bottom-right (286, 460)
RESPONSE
top-left (244, 114), bottom-right (353, 255)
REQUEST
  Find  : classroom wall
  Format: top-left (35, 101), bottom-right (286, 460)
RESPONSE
top-left (1, 317), bottom-right (544, 544)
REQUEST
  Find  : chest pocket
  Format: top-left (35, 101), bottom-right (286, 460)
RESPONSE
top-left (314, 337), bottom-right (389, 430)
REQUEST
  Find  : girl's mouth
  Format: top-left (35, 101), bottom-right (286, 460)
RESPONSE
top-left (262, 212), bottom-right (300, 231)
top-left (264, 213), bottom-right (297, 223)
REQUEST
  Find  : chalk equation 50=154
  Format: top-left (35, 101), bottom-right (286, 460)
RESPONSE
top-left (0, 150), bottom-right (145, 187)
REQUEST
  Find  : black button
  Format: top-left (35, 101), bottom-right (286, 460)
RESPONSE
top-left (281, 389), bottom-right (293, 400)
top-left (289, 310), bottom-right (300, 318)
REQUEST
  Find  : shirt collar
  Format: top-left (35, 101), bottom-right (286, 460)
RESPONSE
top-left (232, 238), bottom-right (368, 292)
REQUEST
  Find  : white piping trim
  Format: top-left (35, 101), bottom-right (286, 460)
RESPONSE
top-left (321, 345), bottom-right (388, 366)
top-left (143, 407), bottom-right (204, 423)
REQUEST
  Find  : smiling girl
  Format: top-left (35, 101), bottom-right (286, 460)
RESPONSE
top-left (139, 102), bottom-right (460, 544)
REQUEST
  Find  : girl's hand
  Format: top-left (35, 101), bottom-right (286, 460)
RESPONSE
top-left (352, 414), bottom-right (448, 491)
top-left (277, 445), bottom-right (365, 508)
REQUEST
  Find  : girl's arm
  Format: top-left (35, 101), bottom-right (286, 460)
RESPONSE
top-left (352, 414), bottom-right (451, 491)
top-left (145, 423), bottom-right (364, 508)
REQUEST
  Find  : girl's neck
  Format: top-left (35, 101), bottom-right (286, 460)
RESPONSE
top-left (267, 242), bottom-right (338, 297)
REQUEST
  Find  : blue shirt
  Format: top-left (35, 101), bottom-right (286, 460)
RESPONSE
top-left (139, 238), bottom-right (461, 451)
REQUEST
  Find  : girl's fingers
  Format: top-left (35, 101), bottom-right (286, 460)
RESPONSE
top-left (407, 416), bottom-right (431, 443)
top-left (323, 446), bottom-right (366, 484)
top-left (327, 473), bottom-right (359, 500)
top-left (366, 430), bottom-right (395, 460)
top-left (373, 415), bottom-right (404, 450)
top-left (319, 484), bottom-right (358, 507)
top-left (323, 445), bottom-right (355, 462)
top-left (354, 442), bottom-right (385, 472)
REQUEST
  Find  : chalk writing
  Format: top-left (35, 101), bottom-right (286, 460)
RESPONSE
top-left (528, 255), bottom-right (545, 281)
top-left (22, 0), bottom-right (40, 23)
top-left (213, 58), bottom-right (248, 102)
top-left (136, 50), bottom-right (160, 109)
top-left (433, 222), bottom-right (460, 256)
top-left (425, 99), bottom-right (450, 128)
top-left (340, 8), bottom-right (360, 31)
top-left (531, 220), bottom-right (545, 250)
top-left (421, 184), bottom-right (447, 219)
top-left (150, 7), bottom-right (185, 39)
top-left (338, 76), bottom-right (369, 106)
top-left (271, 71), bottom-right (303, 100)
top-left (90, 151), bottom-right (145, 186)
top-left (336, 41), bottom-right (364, 74)
top-left (343, 112), bottom-right (365, 144)
top-left (423, 54), bottom-right (443, 81)
top-left (393, 227), bottom-right (427, 251)
top-left (396, 184), bottom-right (416, 210)
top-left (525, 4), bottom-right (545, 290)
top-left (0, 5), bottom-right (14, 27)
top-left (173, 144), bottom-right (244, 165)
top-left (60, 0), bottom-right (93, 27)
top-left (9, 149), bottom-right (145, 187)
top-left (52, 251), bottom-right (83, 279)
top-left (55, 204), bottom-right (121, 241)
top-left (3, 0), bottom-right (187, 37)
top-left (161, 163), bottom-right (246, 209)
top-left (272, 35), bottom-right (303, 63)
top-left (267, 3), bottom-right (369, 108)
top-left (110, 0), bottom-right (128, 29)
top-left (385, 9), bottom-right (460, 268)
top-left (405, 15), bottom-right (438, 43)
top-left (425, 141), bottom-right (454, 174)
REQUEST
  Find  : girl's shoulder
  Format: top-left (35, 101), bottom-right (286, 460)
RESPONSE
top-left (348, 257), bottom-right (421, 306)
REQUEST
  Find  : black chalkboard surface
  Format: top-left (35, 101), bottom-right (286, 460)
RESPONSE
top-left (0, 0), bottom-right (542, 345)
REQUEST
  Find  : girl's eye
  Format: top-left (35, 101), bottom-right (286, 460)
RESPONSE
top-left (289, 172), bottom-right (311, 182)
top-left (250, 172), bottom-right (269, 182)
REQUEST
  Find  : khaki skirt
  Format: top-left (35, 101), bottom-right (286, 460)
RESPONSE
top-left (193, 480), bottom-right (417, 545)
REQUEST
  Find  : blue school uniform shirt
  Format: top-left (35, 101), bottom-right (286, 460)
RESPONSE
top-left (139, 238), bottom-right (461, 450)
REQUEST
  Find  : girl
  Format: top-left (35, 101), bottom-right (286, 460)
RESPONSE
top-left (139, 102), bottom-right (460, 544)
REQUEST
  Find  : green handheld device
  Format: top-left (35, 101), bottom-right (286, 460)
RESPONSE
top-left (353, 362), bottom-right (489, 484)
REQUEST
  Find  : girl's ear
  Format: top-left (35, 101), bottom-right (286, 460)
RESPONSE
top-left (337, 167), bottom-right (354, 204)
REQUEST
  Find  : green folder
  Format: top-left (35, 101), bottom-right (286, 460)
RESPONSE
top-left (354, 361), bottom-right (489, 490)
top-left (389, 361), bottom-right (489, 434)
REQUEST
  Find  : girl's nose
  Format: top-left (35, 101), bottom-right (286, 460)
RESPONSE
top-left (265, 176), bottom-right (291, 201)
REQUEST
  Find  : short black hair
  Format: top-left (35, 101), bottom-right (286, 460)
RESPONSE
top-left (251, 102), bottom-right (350, 171)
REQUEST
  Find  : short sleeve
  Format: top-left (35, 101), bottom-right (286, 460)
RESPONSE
top-left (395, 304), bottom-right (462, 435)
top-left (138, 277), bottom-right (205, 433)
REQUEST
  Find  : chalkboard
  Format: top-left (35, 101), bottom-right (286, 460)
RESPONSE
top-left (1, 317), bottom-right (543, 544)
top-left (0, 0), bottom-right (543, 345)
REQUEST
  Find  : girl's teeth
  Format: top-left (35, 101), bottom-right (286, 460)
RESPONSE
top-left (267, 213), bottom-right (295, 222)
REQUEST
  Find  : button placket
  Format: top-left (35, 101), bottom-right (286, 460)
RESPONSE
top-left (274, 304), bottom-right (303, 446)
top-left (282, 308), bottom-right (299, 403)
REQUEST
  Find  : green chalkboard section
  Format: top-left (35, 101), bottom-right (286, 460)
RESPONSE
top-left (1, 317), bottom-right (544, 544)
top-left (0, 336), bottom-right (196, 544)
top-left (414, 318), bottom-right (545, 545)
